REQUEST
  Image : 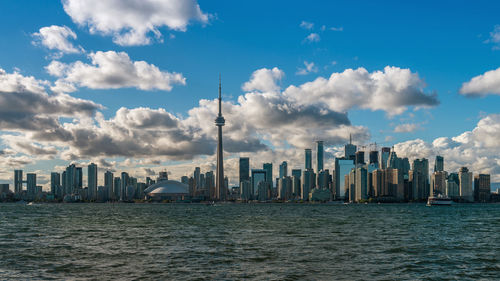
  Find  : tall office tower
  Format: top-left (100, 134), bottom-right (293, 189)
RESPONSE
top-left (88, 163), bottom-right (98, 201)
top-left (76, 167), bottom-right (83, 189)
top-left (380, 147), bottom-right (391, 169)
top-left (239, 157), bottom-right (250, 183)
top-left (113, 177), bottom-right (121, 200)
top-left (292, 175), bottom-right (301, 199)
top-left (26, 173), bottom-right (36, 196)
top-left (387, 168), bottom-right (404, 199)
top-left (263, 163), bottom-right (273, 184)
top-left (120, 172), bottom-right (129, 201)
top-left (344, 134), bottom-right (357, 161)
top-left (401, 158), bottom-right (410, 179)
top-left (240, 180), bottom-right (252, 201)
top-left (193, 167), bottom-right (201, 192)
top-left (277, 176), bottom-right (292, 200)
top-left (317, 169), bottom-right (330, 189)
top-left (459, 167), bottom-right (473, 202)
top-left (335, 157), bottom-right (355, 199)
top-left (65, 164), bottom-right (76, 195)
top-left (14, 170), bottom-right (23, 194)
top-left (104, 171), bottom-right (114, 200)
top-left (316, 141), bottom-right (324, 172)
top-left (434, 156), bottom-right (444, 172)
top-left (291, 169), bottom-right (301, 179)
top-left (387, 149), bottom-right (399, 170)
top-left (369, 151), bottom-right (379, 165)
top-left (302, 169), bottom-right (315, 201)
top-left (474, 174), bottom-right (491, 202)
top-left (305, 149), bottom-right (312, 170)
top-left (446, 173), bottom-right (460, 198)
top-left (251, 169), bottom-right (267, 199)
top-left (205, 171), bottom-right (215, 199)
top-left (431, 171), bottom-right (447, 195)
top-left (215, 76), bottom-right (225, 201)
top-left (348, 168), bottom-right (356, 202)
top-left (355, 151), bottom-right (365, 167)
top-left (371, 169), bottom-right (385, 197)
top-left (279, 161), bottom-right (288, 178)
top-left (355, 166), bottom-right (368, 202)
top-left (411, 158), bottom-right (429, 200)
top-left (50, 172), bottom-right (60, 195)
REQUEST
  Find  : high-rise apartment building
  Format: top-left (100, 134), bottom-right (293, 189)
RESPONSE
top-left (279, 161), bottom-right (288, 178)
top-left (104, 171), bottom-right (114, 200)
top-left (50, 172), bottom-right (60, 196)
top-left (434, 156), bottom-right (444, 172)
top-left (474, 174), bottom-right (490, 202)
top-left (263, 163), bottom-right (273, 184)
top-left (88, 163), bottom-right (98, 201)
top-left (459, 167), bottom-right (473, 202)
top-left (305, 149), bottom-right (312, 170)
top-left (316, 141), bottom-right (324, 172)
top-left (431, 171), bottom-right (447, 195)
top-left (239, 157), bottom-right (250, 183)
top-left (14, 170), bottom-right (23, 194)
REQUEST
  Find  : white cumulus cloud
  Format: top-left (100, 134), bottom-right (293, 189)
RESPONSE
top-left (460, 67), bottom-right (500, 97)
top-left (47, 51), bottom-right (186, 91)
top-left (305, 33), bottom-right (320, 43)
top-left (62, 0), bottom-right (209, 46)
top-left (32, 25), bottom-right (83, 57)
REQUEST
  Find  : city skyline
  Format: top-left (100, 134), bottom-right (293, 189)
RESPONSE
top-left (1, 1), bottom-right (500, 190)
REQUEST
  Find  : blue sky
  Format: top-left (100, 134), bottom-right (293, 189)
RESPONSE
top-left (0, 0), bottom-right (500, 186)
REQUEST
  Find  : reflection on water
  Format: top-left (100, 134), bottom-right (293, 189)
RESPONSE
top-left (0, 203), bottom-right (499, 280)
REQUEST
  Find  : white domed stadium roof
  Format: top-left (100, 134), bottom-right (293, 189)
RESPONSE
top-left (144, 180), bottom-right (189, 195)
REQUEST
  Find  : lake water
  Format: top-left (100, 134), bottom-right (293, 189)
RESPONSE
top-left (0, 203), bottom-right (499, 280)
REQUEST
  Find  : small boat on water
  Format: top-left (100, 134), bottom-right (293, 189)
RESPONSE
top-left (427, 194), bottom-right (452, 206)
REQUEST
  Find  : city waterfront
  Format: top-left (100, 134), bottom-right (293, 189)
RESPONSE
top-left (0, 203), bottom-right (498, 280)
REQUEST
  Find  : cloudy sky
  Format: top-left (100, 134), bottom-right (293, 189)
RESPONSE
top-left (1, 0), bottom-right (500, 189)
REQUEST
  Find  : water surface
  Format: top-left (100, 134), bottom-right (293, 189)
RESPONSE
top-left (0, 203), bottom-right (499, 280)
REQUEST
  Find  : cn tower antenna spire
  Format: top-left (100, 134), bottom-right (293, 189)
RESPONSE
top-left (215, 74), bottom-right (225, 201)
top-left (218, 73), bottom-right (222, 115)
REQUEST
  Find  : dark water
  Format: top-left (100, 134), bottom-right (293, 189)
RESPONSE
top-left (0, 203), bottom-right (499, 280)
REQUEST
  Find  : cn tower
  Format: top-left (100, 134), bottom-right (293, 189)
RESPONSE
top-left (215, 75), bottom-right (225, 200)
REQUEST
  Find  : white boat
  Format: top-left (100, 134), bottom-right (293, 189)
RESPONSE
top-left (427, 194), bottom-right (452, 206)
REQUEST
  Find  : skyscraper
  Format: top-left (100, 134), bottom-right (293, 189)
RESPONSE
top-left (251, 169), bottom-right (267, 198)
top-left (65, 164), bottom-right (77, 195)
top-left (291, 169), bottom-right (301, 179)
top-left (239, 157), bottom-right (250, 183)
top-left (344, 134), bottom-right (357, 161)
top-left (50, 172), bottom-right (60, 195)
top-left (335, 158), bottom-right (354, 199)
top-left (355, 151), bottom-right (365, 167)
top-left (459, 167), bottom-right (473, 202)
top-left (88, 163), bottom-right (98, 201)
top-left (14, 170), bottom-right (23, 194)
top-left (215, 76), bottom-right (225, 201)
top-left (104, 171), bottom-right (114, 200)
top-left (316, 141), bottom-right (324, 172)
top-left (121, 172), bottom-right (129, 201)
top-left (474, 174), bottom-right (490, 202)
top-left (380, 147), bottom-right (391, 169)
top-left (263, 163), bottom-right (273, 184)
top-left (26, 173), bottom-right (36, 197)
top-left (305, 149), bottom-right (312, 170)
top-left (76, 167), bottom-right (83, 189)
top-left (369, 151), bottom-right (379, 165)
top-left (431, 171), bottom-right (447, 195)
top-left (279, 161), bottom-right (288, 178)
top-left (434, 156), bottom-right (444, 172)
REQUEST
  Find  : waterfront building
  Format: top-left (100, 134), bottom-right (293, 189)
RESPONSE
top-left (292, 175), bottom-right (301, 199)
top-left (302, 169), bottom-right (315, 201)
top-left (263, 163), bottom-right (273, 184)
top-left (278, 176), bottom-right (292, 200)
top-left (410, 158), bottom-right (430, 200)
top-left (279, 161), bottom-right (288, 178)
top-left (120, 172), bottom-right (129, 201)
top-left (335, 158), bottom-right (354, 199)
top-left (50, 172), bottom-right (60, 196)
top-left (240, 180), bottom-right (251, 200)
top-left (446, 173), bottom-right (460, 198)
top-left (305, 149), bottom-right (312, 170)
top-left (309, 188), bottom-right (331, 202)
top-left (431, 171), bottom-right (447, 195)
top-left (251, 169), bottom-right (267, 198)
top-left (76, 167), bottom-right (83, 189)
top-left (371, 169), bottom-right (385, 197)
top-left (369, 151), bottom-right (379, 165)
top-left (317, 169), bottom-right (330, 189)
top-left (459, 167), bottom-right (473, 202)
top-left (355, 166), bottom-right (368, 202)
top-left (355, 151), bottom-right (365, 167)
top-left (257, 181), bottom-right (269, 201)
top-left (344, 135), bottom-right (357, 161)
top-left (291, 169), bottom-right (301, 179)
top-left (104, 171), bottom-right (114, 200)
top-left (14, 170), bottom-right (23, 194)
top-left (88, 163), bottom-right (98, 201)
top-left (239, 157), bottom-right (250, 183)
top-left (380, 147), bottom-right (391, 169)
top-left (65, 164), bottom-right (77, 195)
top-left (193, 167), bottom-right (201, 192)
top-left (26, 173), bottom-right (36, 198)
top-left (474, 174), bottom-right (491, 202)
top-left (113, 177), bottom-right (121, 200)
top-left (434, 156), bottom-right (444, 172)
top-left (316, 140), bottom-right (324, 172)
